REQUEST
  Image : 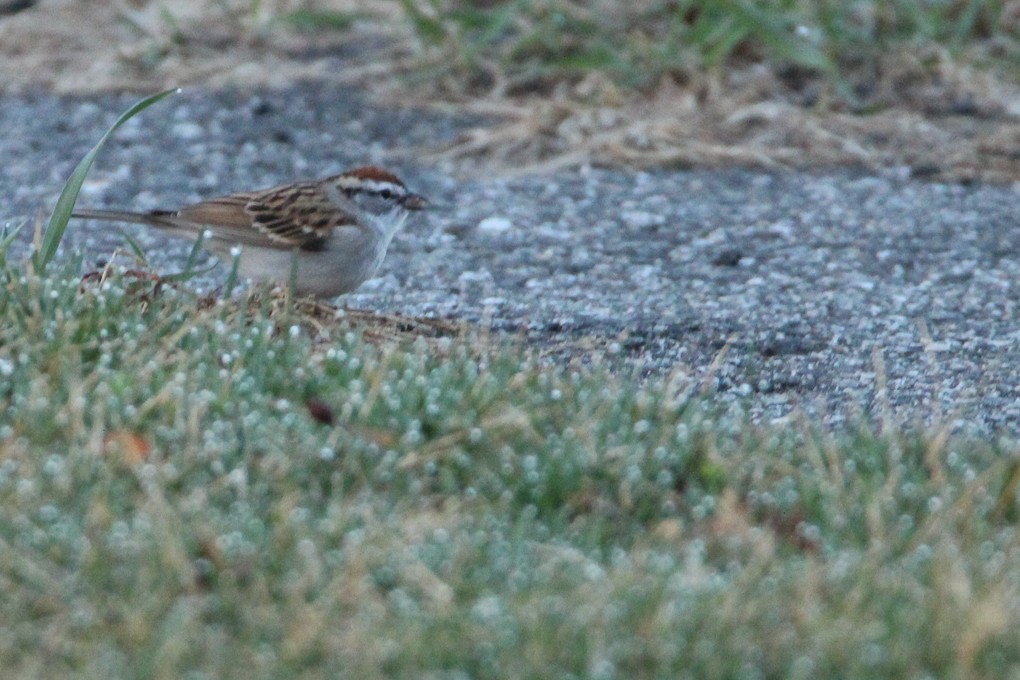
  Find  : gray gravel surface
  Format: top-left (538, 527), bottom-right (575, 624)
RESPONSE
top-left (3, 86), bottom-right (1020, 435)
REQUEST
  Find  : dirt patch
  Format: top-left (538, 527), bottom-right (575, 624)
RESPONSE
top-left (0, 0), bottom-right (400, 92)
top-left (5, 0), bottom-right (1020, 182)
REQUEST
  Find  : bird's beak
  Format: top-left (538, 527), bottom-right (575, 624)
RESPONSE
top-left (402, 193), bottom-right (428, 211)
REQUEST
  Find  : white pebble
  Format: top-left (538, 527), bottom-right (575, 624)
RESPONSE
top-left (477, 216), bottom-right (513, 234)
top-left (172, 121), bottom-right (205, 140)
top-left (622, 210), bottom-right (663, 229)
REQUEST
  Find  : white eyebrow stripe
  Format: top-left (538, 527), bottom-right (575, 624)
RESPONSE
top-left (359, 179), bottom-right (405, 194)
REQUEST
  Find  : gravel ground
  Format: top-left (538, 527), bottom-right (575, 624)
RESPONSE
top-left (3, 85), bottom-right (1020, 435)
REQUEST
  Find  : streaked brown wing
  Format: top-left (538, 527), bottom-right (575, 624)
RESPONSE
top-left (176, 182), bottom-right (345, 250)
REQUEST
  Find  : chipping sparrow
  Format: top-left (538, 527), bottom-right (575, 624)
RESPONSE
top-left (72, 166), bottom-right (426, 297)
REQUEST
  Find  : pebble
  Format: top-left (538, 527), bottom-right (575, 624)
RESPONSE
top-left (477, 216), bottom-right (513, 235)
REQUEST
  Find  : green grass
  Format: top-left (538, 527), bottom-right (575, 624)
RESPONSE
top-left (139, 1), bottom-right (1018, 102)
top-left (397, 0), bottom-right (1016, 99)
top-left (4, 237), bottom-right (1020, 678)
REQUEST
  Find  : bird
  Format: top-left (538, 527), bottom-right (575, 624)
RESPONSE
top-left (72, 166), bottom-right (426, 297)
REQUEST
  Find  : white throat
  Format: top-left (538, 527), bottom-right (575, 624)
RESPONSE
top-left (369, 207), bottom-right (409, 242)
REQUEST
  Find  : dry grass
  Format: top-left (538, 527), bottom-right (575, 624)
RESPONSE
top-left (425, 50), bottom-right (1020, 182)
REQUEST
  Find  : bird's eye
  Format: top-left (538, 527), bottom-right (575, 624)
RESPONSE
top-left (380, 189), bottom-right (393, 199)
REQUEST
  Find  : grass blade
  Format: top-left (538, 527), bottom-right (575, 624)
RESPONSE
top-left (223, 247), bottom-right (241, 299)
top-left (398, 0), bottom-right (447, 45)
top-left (276, 9), bottom-right (357, 31)
top-left (182, 228), bottom-right (207, 278)
top-left (122, 232), bottom-right (149, 264)
top-left (0, 222), bottom-right (25, 253)
top-left (35, 87), bottom-right (180, 273)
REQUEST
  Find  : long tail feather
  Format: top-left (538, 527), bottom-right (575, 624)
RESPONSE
top-left (72, 208), bottom-right (183, 230)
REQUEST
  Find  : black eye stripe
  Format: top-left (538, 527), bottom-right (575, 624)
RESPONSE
top-left (343, 184), bottom-right (403, 199)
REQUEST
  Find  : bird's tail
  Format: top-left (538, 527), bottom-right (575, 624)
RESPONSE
top-left (72, 208), bottom-right (182, 230)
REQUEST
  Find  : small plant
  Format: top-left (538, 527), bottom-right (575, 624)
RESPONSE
top-left (33, 88), bottom-right (179, 274)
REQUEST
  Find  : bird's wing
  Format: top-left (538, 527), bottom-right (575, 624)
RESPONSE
top-left (176, 182), bottom-right (350, 250)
